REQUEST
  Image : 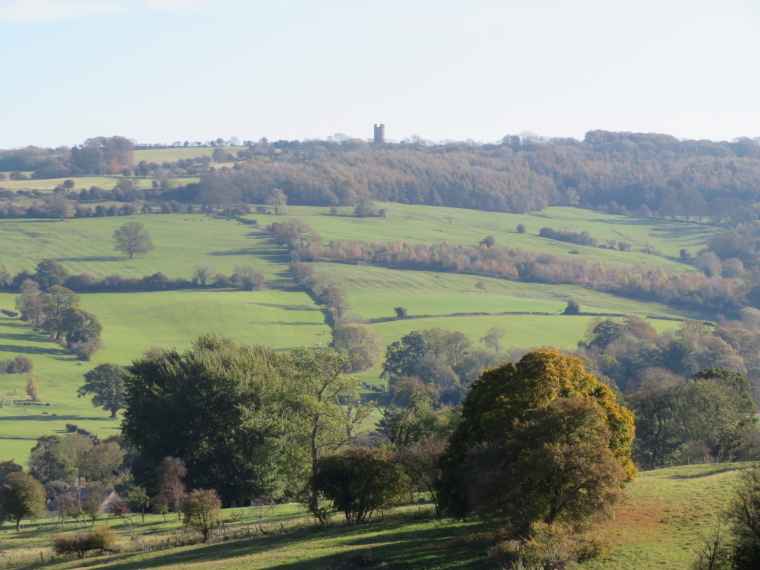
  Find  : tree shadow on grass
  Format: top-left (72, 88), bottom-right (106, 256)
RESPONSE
top-left (0, 332), bottom-right (50, 343)
top-left (248, 321), bottom-right (324, 327)
top-left (669, 465), bottom-right (749, 479)
top-left (0, 414), bottom-right (108, 423)
top-left (249, 303), bottom-right (320, 312)
top-left (0, 320), bottom-right (37, 329)
top-left (0, 343), bottom-right (67, 357)
top-left (61, 522), bottom-right (485, 570)
top-left (55, 256), bottom-right (123, 263)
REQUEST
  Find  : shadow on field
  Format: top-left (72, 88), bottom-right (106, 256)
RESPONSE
top-left (72, 522), bottom-right (482, 570)
top-left (0, 414), bottom-right (108, 423)
top-left (250, 303), bottom-right (320, 312)
top-left (596, 217), bottom-right (712, 239)
top-left (0, 343), bottom-right (66, 356)
top-left (55, 255), bottom-right (123, 262)
top-left (669, 465), bottom-right (747, 479)
top-left (0, 331), bottom-right (48, 343)
top-left (249, 321), bottom-right (323, 327)
top-left (0, 320), bottom-right (37, 329)
top-left (208, 248), bottom-right (260, 256)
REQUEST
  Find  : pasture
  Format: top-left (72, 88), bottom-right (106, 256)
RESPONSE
top-left (133, 146), bottom-right (245, 163)
top-left (0, 215), bottom-right (290, 283)
top-left (263, 203), bottom-right (714, 270)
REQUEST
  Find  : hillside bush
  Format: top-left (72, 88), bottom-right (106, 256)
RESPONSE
top-left (53, 527), bottom-right (116, 558)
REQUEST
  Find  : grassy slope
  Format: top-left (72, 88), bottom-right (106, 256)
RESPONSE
top-left (587, 463), bottom-right (751, 569)
top-left (265, 203), bottom-right (713, 269)
top-left (314, 262), bottom-right (709, 321)
top-left (0, 215), bottom-right (291, 283)
top-left (0, 176), bottom-right (123, 191)
top-left (0, 463), bottom-right (748, 569)
top-left (133, 147), bottom-right (245, 163)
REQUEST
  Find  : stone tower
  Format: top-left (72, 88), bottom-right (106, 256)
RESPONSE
top-left (373, 124), bottom-right (385, 143)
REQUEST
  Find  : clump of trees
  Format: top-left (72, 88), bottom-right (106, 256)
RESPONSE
top-left (330, 324), bottom-right (382, 372)
top-left (538, 227), bottom-right (598, 247)
top-left (381, 328), bottom-right (504, 406)
top-left (15, 273), bottom-right (102, 359)
top-left (122, 336), bottom-right (371, 506)
top-left (0, 355), bottom-right (32, 375)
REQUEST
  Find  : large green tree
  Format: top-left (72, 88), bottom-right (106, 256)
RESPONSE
top-left (437, 349), bottom-right (635, 532)
top-left (122, 334), bottom-right (308, 505)
top-left (78, 363), bottom-right (128, 419)
top-left (33, 259), bottom-right (69, 290)
top-left (113, 222), bottom-right (154, 259)
top-left (1, 472), bottom-right (46, 531)
top-left (291, 347), bottom-right (374, 518)
top-left (41, 285), bottom-right (80, 340)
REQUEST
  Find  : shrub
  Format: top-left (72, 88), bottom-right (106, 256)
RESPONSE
top-left (394, 307), bottom-right (408, 319)
top-left (516, 223), bottom-right (526, 234)
top-left (1, 309), bottom-right (18, 317)
top-left (182, 489), bottom-right (222, 541)
top-left (313, 447), bottom-right (409, 524)
top-left (53, 527), bottom-right (116, 558)
top-left (65, 423), bottom-right (79, 433)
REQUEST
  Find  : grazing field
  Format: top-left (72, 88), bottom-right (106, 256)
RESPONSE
top-left (312, 262), bottom-right (709, 322)
top-left (263, 204), bottom-right (714, 270)
top-left (0, 463), bottom-right (749, 569)
top-left (133, 146), bottom-right (245, 163)
top-left (0, 176), bottom-right (123, 191)
top-left (0, 215), bottom-right (291, 283)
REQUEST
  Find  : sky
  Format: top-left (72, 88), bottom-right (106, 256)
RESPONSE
top-left (1, 0), bottom-right (759, 149)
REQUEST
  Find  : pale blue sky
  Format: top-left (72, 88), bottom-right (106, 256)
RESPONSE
top-left (1, 0), bottom-right (758, 148)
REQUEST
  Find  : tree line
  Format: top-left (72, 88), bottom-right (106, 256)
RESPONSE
top-left (8, 132), bottom-right (760, 227)
top-left (163, 131), bottom-right (760, 226)
top-left (0, 258), bottom-right (267, 295)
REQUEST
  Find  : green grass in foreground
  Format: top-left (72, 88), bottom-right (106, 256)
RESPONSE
top-left (0, 463), bottom-right (751, 569)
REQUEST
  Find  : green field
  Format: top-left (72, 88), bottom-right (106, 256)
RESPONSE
top-left (133, 146), bottom-right (245, 163)
top-left (313, 262), bottom-right (709, 322)
top-left (0, 176), bottom-right (124, 191)
top-left (0, 463), bottom-right (749, 569)
top-left (262, 204), bottom-right (714, 269)
top-left (0, 215), bottom-right (290, 283)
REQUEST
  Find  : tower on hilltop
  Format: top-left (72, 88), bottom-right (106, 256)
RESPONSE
top-left (373, 124), bottom-right (385, 143)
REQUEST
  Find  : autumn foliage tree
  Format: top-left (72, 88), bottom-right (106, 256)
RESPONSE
top-left (437, 349), bottom-right (635, 535)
